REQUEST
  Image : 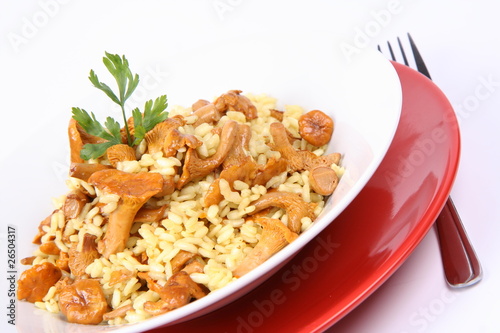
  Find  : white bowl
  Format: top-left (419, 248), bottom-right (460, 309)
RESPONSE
top-left (6, 35), bottom-right (401, 333)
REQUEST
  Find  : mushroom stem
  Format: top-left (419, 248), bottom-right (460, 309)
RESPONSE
top-left (69, 163), bottom-right (113, 182)
top-left (99, 202), bottom-right (141, 257)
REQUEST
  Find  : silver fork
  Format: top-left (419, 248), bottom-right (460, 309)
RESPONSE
top-left (378, 33), bottom-right (482, 288)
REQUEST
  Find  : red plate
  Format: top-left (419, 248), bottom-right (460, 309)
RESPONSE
top-left (145, 62), bottom-right (460, 333)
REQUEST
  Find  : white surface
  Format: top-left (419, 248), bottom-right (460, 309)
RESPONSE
top-left (0, 1), bottom-right (499, 333)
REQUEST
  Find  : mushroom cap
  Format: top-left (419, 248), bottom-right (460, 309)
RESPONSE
top-left (298, 109), bottom-right (334, 147)
top-left (145, 115), bottom-right (186, 155)
top-left (88, 169), bottom-right (164, 202)
top-left (106, 144), bottom-right (137, 167)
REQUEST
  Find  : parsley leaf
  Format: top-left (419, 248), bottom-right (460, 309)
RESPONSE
top-left (71, 107), bottom-right (120, 141)
top-left (80, 141), bottom-right (117, 161)
top-left (132, 95), bottom-right (169, 145)
top-left (71, 52), bottom-right (169, 160)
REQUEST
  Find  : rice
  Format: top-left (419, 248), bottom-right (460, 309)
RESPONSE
top-left (20, 92), bottom-right (342, 325)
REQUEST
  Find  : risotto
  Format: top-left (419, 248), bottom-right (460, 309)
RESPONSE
top-left (17, 90), bottom-right (343, 325)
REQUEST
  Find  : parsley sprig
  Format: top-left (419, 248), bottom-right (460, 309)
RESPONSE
top-left (72, 52), bottom-right (168, 160)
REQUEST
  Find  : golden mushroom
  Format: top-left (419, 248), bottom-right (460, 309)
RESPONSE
top-left (88, 169), bottom-right (164, 258)
top-left (233, 217), bottom-right (298, 277)
top-left (248, 191), bottom-right (316, 234)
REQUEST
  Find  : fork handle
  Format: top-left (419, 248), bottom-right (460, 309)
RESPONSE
top-left (435, 197), bottom-right (482, 287)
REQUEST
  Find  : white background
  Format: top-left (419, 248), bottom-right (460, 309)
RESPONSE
top-left (0, 1), bottom-right (499, 333)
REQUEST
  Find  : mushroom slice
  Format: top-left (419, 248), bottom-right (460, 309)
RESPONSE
top-left (103, 304), bottom-right (134, 321)
top-left (169, 250), bottom-right (206, 275)
top-left (192, 99), bottom-right (210, 111)
top-left (134, 204), bottom-right (167, 223)
top-left (69, 163), bottom-right (113, 183)
top-left (252, 157), bottom-right (289, 187)
top-left (140, 271), bottom-right (208, 316)
top-left (109, 269), bottom-right (135, 286)
top-left (181, 259), bottom-right (205, 274)
top-left (203, 124), bottom-right (258, 207)
top-left (248, 191), bottom-right (316, 233)
top-left (106, 144), bottom-right (137, 167)
top-left (269, 122), bottom-right (341, 171)
top-left (145, 115), bottom-right (186, 155)
top-left (177, 120), bottom-right (238, 189)
top-left (17, 262), bottom-right (62, 303)
top-left (155, 175), bottom-right (177, 198)
top-left (298, 109), bottom-right (334, 147)
top-left (56, 251), bottom-right (70, 272)
top-left (58, 279), bottom-right (108, 325)
top-left (68, 118), bottom-right (86, 164)
top-left (221, 123), bottom-right (252, 169)
top-left (233, 217), bottom-right (298, 277)
top-left (213, 90), bottom-right (257, 120)
top-left (269, 108), bottom-right (284, 121)
top-left (88, 169), bottom-right (164, 258)
top-left (63, 189), bottom-right (90, 219)
top-left (308, 166), bottom-right (339, 196)
top-left (32, 211), bottom-right (56, 244)
top-left (68, 233), bottom-right (99, 277)
top-left (68, 119), bottom-right (107, 163)
top-left (170, 250), bottom-right (197, 274)
top-left (20, 256), bottom-right (36, 265)
top-left (192, 103), bottom-right (222, 127)
top-left (39, 241), bottom-right (60, 255)
top-left (163, 128), bottom-right (202, 157)
top-left (203, 161), bottom-right (258, 207)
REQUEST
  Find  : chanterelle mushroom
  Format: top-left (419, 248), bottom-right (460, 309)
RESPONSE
top-left (248, 191), bottom-right (316, 233)
top-left (203, 123), bottom-right (288, 207)
top-left (63, 189), bottom-right (90, 219)
top-left (269, 122), bottom-right (340, 171)
top-left (106, 144), bottom-right (137, 167)
top-left (69, 163), bottom-right (113, 182)
top-left (88, 169), bottom-right (164, 258)
top-left (68, 118), bottom-right (107, 163)
top-left (269, 122), bottom-right (340, 196)
top-left (145, 115), bottom-right (199, 156)
top-left (17, 262), bottom-right (62, 303)
top-left (139, 271), bottom-right (208, 316)
top-left (192, 103), bottom-right (222, 127)
top-left (68, 233), bottom-right (99, 277)
top-left (213, 90), bottom-right (258, 120)
top-left (308, 166), bottom-right (339, 196)
top-left (233, 217), bottom-right (298, 277)
top-left (58, 279), bottom-right (108, 325)
top-left (298, 109), bottom-right (334, 147)
top-left (203, 123), bottom-right (257, 207)
top-left (177, 120), bottom-right (237, 189)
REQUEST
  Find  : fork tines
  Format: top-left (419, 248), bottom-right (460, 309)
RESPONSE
top-left (378, 33), bottom-right (431, 80)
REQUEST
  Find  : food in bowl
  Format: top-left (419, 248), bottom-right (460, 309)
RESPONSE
top-left (17, 53), bottom-right (343, 325)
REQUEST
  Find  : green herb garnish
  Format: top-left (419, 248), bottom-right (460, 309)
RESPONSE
top-left (72, 52), bottom-right (169, 160)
